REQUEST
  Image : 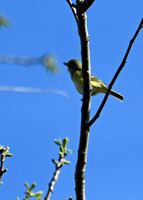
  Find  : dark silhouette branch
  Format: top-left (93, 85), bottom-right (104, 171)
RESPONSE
top-left (67, 0), bottom-right (95, 199)
top-left (74, 12), bottom-right (91, 200)
top-left (76, 0), bottom-right (95, 14)
top-left (88, 18), bottom-right (143, 127)
top-left (66, 0), bottom-right (78, 24)
top-left (0, 153), bottom-right (5, 183)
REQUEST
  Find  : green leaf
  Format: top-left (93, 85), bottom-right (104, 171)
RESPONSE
top-left (34, 191), bottom-right (43, 197)
top-left (54, 139), bottom-right (62, 146)
top-left (30, 183), bottom-right (36, 191)
top-left (64, 160), bottom-right (71, 165)
top-left (6, 153), bottom-right (13, 157)
top-left (63, 138), bottom-right (69, 148)
top-left (59, 151), bottom-right (64, 156)
top-left (60, 145), bottom-right (64, 152)
top-left (25, 182), bottom-right (30, 190)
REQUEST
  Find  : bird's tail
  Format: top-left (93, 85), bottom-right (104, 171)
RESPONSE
top-left (110, 90), bottom-right (124, 102)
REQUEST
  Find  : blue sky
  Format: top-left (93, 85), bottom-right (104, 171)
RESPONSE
top-left (1, 0), bottom-right (143, 199)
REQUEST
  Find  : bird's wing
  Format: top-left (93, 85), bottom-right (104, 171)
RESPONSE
top-left (91, 74), bottom-right (107, 88)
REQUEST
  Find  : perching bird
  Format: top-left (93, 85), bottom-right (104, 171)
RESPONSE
top-left (64, 59), bottom-right (123, 101)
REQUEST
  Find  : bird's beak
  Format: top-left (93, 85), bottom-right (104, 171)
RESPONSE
top-left (63, 62), bottom-right (68, 66)
top-left (63, 62), bottom-right (69, 73)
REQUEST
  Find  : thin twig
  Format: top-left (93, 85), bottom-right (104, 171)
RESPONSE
top-left (0, 155), bottom-right (4, 181)
top-left (45, 138), bottom-right (71, 200)
top-left (66, 0), bottom-right (78, 25)
top-left (44, 156), bottom-right (65, 200)
top-left (0, 146), bottom-right (12, 184)
top-left (88, 18), bottom-right (143, 127)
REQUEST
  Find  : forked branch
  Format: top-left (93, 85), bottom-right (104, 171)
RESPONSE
top-left (66, 0), bottom-right (95, 199)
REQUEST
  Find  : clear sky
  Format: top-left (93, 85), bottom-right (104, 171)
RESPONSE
top-left (1, 0), bottom-right (143, 199)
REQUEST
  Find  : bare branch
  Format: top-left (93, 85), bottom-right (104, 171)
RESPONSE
top-left (44, 158), bottom-right (64, 200)
top-left (88, 18), bottom-right (143, 127)
top-left (67, 0), bottom-right (96, 199)
top-left (66, 0), bottom-right (78, 24)
top-left (76, 0), bottom-right (95, 14)
top-left (74, 2), bottom-right (95, 200)
top-left (74, 12), bottom-right (91, 200)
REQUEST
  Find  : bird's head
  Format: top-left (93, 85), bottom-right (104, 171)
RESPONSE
top-left (64, 59), bottom-right (82, 71)
top-left (64, 59), bottom-right (82, 77)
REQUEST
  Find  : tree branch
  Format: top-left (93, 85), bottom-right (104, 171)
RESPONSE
top-left (66, 0), bottom-right (78, 25)
top-left (88, 18), bottom-right (143, 127)
top-left (0, 146), bottom-right (12, 184)
top-left (44, 157), bottom-right (64, 200)
top-left (76, 0), bottom-right (95, 14)
top-left (67, 1), bottom-right (94, 199)
top-left (44, 138), bottom-right (71, 200)
top-left (74, 14), bottom-right (91, 200)
top-left (68, 1), bottom-right (95, 200)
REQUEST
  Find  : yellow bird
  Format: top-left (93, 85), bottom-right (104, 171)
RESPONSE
top-left (64, 59), bottom-right (123, 101)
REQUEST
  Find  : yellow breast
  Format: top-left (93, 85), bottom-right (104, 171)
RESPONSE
top-left (72, 70), bottom-right (83, 94)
